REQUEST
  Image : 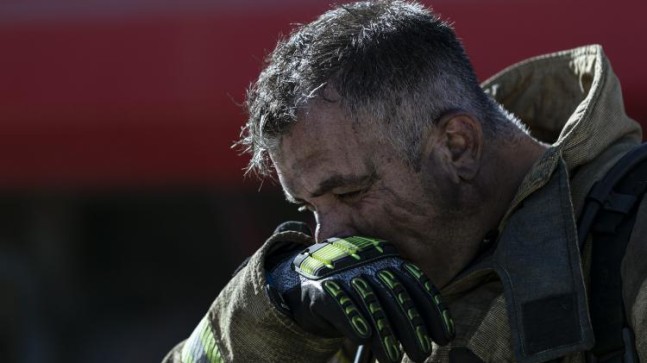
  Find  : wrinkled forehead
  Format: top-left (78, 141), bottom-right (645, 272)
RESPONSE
top-left (268, 99), bottom-right (386, 191)
top-left (271, 101), bottom-right (360, 167)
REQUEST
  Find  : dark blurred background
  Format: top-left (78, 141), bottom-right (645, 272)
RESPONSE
top-left (0, 0), bottom-right (646, 362)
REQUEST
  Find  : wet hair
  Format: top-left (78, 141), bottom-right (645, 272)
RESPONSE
top-left (239, 0), bottom-right (521, 176)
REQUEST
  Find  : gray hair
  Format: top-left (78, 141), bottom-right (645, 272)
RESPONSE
top-left (238, 0), bottom-right (520, 176)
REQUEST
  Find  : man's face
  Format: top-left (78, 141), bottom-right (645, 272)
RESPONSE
top-left (270, 100), bottom-right (470, 284)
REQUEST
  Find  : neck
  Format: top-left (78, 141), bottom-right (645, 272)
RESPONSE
top-left (430, 134), bottom-right (547, 288)
top-left (481, 134), bottom-right (548, 232)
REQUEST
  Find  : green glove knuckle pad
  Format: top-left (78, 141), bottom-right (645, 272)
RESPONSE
top-left (286, 236), bottom-right (455, 360)
top-left (292, 236), bottom-right (398, 279)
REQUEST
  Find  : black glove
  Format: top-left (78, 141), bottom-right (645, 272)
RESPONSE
top-left (265, 222), bottom-right (455, 363)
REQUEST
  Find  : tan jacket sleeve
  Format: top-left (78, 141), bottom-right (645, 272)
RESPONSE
top-left (162, 232), bottom-right (345, 363)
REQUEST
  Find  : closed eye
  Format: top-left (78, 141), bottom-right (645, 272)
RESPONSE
top-left (334, 188), bottom-right (367, 202)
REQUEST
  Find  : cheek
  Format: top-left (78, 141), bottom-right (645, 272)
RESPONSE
top-left (380, 199), bottom-right (431, 243)
top-left (420, 156), bottom-right (462, 213)
top-left (353, 188), bottom-right (430, 241)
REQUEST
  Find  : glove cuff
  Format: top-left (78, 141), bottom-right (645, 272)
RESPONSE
top-left (264, 229), bottom-right (314, 317)
top-left (207, 223), bottom-right (343, 361)
top-left (264, 230), bottom-right (313, 271)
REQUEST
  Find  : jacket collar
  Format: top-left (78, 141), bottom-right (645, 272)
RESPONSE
top-left (483, 45), bottom-right (642, 219)
top-left (444, 45), bottom-right (642, 362)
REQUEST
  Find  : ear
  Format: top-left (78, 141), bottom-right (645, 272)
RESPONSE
top-left (424, 113), bottom-right (483, 183)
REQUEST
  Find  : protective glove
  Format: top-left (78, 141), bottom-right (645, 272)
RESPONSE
top-left (265, 222), bottom-right (455, 363)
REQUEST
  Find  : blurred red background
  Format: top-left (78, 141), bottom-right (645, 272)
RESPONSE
top-left (1, 0), bottom-right (645, 190)
top-left (0, 1), bottom-right (645, 362)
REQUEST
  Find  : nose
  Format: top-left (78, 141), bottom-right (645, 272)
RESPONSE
top-left (314, 210), bottom-right (357, 242)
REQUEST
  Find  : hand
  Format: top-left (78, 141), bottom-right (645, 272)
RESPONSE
top-left (265, 225), bottom-right (455, 363)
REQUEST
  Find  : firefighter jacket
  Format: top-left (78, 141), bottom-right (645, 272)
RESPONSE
top-left (163, 45), bottom-right (647, 363)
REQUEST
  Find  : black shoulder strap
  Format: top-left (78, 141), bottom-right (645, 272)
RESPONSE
top-left (578, 143), bottom-right (647, 363)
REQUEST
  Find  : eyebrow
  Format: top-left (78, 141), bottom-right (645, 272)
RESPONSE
top-left (284, 170), bottom-right (377, 205)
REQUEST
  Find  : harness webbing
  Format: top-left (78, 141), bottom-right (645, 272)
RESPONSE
top-left (578, 143), bottom-right (647, 363)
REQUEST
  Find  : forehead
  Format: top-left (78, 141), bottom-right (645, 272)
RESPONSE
top-left (278, 101), bottom-right (364, 166)
top-left (271, 100), bottom-right (379, 192)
